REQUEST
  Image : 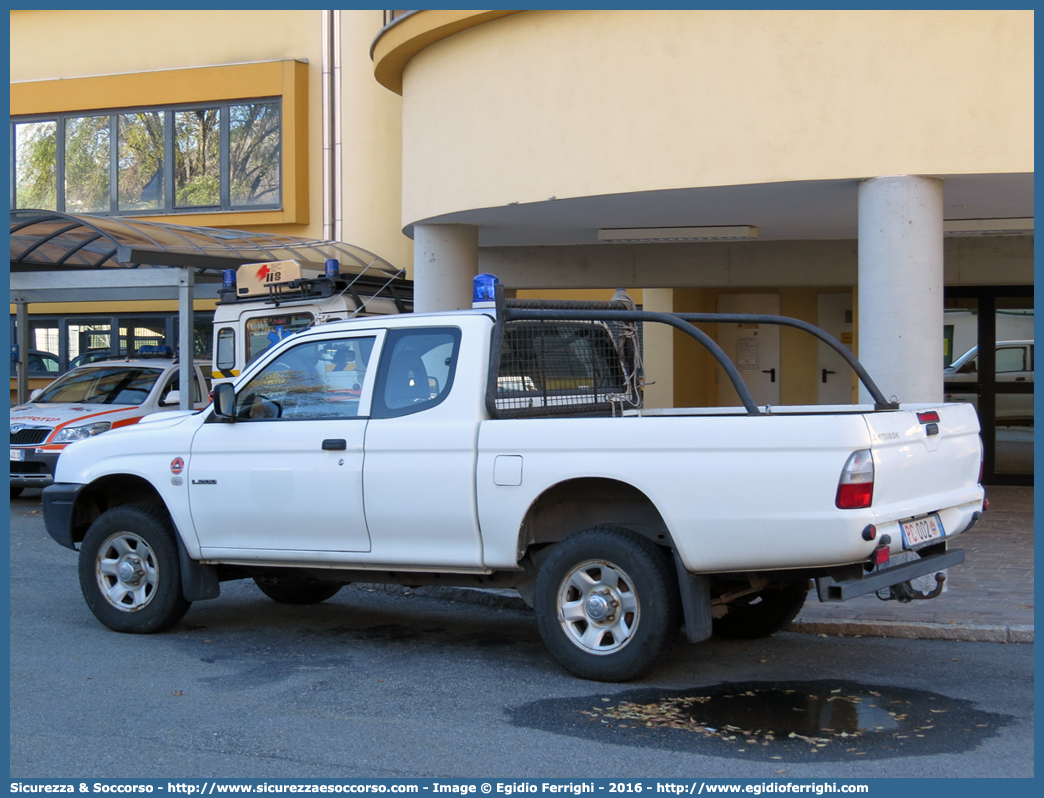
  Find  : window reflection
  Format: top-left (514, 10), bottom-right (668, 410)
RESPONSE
top-left (237, 337), bottom-right (377, 421)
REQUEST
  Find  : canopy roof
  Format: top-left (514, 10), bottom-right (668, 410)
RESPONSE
top-left (9, 209), bottom-right (400, 279)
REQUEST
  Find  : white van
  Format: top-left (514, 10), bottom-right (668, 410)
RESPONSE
top-left (210, 258), bottom-right (412, 386)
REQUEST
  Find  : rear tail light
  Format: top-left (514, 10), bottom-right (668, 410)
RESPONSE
top-left (836, 449), bottom-right (874, 509)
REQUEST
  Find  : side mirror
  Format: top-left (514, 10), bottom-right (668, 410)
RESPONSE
top-left (212, 382), bottom-right (236, 422)
top-left (957, 361), bottom-right (977, 375)
top-left (161, 389), bottom-right (180, 407)
top-left (29, 389), bottom-right (42, 402)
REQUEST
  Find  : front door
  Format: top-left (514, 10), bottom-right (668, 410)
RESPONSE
top-left (817, 292), bottom-right (855, 405)
top-left (716, 293), bottom-right (781, 407)
top-left (188, 332), bottom-right (382, 556)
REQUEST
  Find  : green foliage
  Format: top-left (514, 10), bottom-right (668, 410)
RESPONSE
top-left (64, 116), bottom-right (110, 213)
top-left (13, 101), bottom-right (281, 213)
top-left (15, 121), bottom-right (58, 209)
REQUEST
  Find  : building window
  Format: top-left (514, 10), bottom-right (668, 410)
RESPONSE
top-left (12, 100), bottom-right (281, 216)
top-left (10, 312), bottom-right (213, 377)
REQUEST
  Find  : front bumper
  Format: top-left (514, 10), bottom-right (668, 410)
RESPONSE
top-left (9, 447), bottom-right (60, 489)
top-left (41, 482), bottom-right (86, 550)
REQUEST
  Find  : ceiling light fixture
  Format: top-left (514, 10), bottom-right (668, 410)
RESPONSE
top-left (943, 218), bottom-right (1033, 236)
top-left (598, 225), bottom-right (759, 243)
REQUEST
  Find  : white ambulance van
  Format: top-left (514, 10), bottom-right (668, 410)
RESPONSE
top-left (210, 257), bottom-right (413, 386)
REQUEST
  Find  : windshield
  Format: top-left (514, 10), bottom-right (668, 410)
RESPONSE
top-left (35, 366), bottom-right (164, 405)
top-left (245, 312), bottom-right (315, 366)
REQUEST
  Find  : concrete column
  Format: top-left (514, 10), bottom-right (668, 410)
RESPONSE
top-left (857, 176), bottom-right (944, 404)
top-left (413, 224), bottom-right (479, 312)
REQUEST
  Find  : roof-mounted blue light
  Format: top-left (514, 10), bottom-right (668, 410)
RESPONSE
top-left (473, 273), bottom-right (499, 308)
top-left (222, 269), bottom-right (236, 290)
top-left (325, 258), bottom-right (340, 278)
top-left (138, 345), bottom-right (175, 359)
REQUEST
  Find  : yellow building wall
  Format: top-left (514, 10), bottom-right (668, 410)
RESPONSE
top-left (10, 9), bottom-right (412, 273)
top-left (392, 9), bottom-right (1032, 226)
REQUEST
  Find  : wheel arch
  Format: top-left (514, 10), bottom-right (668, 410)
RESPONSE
top-left (68, 474), bottom-right (171, 547)
top-left (67, 475), bottom-right (220, 602)
top-left (517, 477), bottom-right (674, 560)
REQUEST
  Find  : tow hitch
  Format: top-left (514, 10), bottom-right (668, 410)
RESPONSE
top-left (815, 546), bottom-right (965, 602)
top-left (888, 572), bottom-right (947, 602)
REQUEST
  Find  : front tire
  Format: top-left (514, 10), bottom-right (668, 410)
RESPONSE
top-left (534, 527), bottom-right (680, 682)
top-left (712, 583), bottom-right (808, 639)
top-left (78, 504), bottom-right (191, 633)
top-left (254, 576), bottom-right (343, 605)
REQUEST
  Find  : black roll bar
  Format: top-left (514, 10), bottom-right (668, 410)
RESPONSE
top-left (487, 287), bottom-right (898, 417)
top-left (674, 313), bottom-right (897, 411)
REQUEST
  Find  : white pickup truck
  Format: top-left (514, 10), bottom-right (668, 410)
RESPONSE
top-left (42, 281), bottom-right (985, 681)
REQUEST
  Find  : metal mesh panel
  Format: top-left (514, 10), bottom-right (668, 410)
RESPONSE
top-left (493, 319), bottom-right (635, 418)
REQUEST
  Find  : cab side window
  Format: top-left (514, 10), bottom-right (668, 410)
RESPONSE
top-left (371, 328), bottom-right (461, 419)
top-left (160, 370), bottom-right (203, 404)
top-left (236, 337), bottom-right (376, 421)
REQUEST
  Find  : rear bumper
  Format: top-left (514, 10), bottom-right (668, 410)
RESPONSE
top-left (815, 546), bottom-right (965, 602)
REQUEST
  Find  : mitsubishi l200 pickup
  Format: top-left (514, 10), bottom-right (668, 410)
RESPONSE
top-left (42, 277), bottom-right (984, 681)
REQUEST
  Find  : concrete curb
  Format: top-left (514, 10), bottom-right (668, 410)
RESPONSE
top-left (353, 583), bottom-right (1033, 643)
top-left (787, 619), bottom-right (1033, 643)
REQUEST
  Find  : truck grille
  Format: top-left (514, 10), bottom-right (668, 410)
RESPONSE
top-left (11, 429), bottom-right (50, 445)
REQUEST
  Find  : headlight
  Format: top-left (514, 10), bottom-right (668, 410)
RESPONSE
top-left (52, 421), bottom-right (112, 443)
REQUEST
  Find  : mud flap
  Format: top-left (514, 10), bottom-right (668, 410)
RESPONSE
top-left (673, 553), bottom-right (712, 643)
top-left (177, 537), bottom-right (220, 601)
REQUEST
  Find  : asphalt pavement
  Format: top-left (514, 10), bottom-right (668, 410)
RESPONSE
top-left (8, 490), bottom-right (1034, 778)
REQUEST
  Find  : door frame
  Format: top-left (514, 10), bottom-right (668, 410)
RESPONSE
top-left (945, 285), bottom-right (1033, 486)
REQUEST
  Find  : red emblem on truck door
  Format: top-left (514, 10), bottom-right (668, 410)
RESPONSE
top-left (170, 457), bottom-right (185, 475)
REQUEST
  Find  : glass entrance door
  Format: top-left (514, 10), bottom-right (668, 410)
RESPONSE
top-left (944, 286), bottom-right (1033, 485)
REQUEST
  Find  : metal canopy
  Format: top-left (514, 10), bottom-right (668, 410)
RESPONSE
top-left (10, 209), bottom-right (399, 276)
top-left (9, 209), bottom-right (403, 409)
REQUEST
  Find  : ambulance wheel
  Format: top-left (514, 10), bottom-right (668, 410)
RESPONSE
top-left (79, 504), bottom-right (191, 634)
top-left (254, 576), bottom-right (343, 605)
top-left (534, 527), bottom-right (680, 682)
top-left (712, 583), bottom-right (808, 639)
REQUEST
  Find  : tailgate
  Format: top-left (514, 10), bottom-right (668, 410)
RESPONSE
top-left (863, 402), bottom-right (984, 532)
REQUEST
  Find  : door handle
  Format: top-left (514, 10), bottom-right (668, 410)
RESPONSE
top-left (322, 439), bottom-right (347, 450)
top-left (762, 368), bottom-right (776, 383)
top-left (822, 368), bottom-right (836, 384)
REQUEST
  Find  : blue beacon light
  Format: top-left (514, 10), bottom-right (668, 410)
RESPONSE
top-left (325, 259), bottom-right (341, 279)
top-left (222, 269), bottom-right (236, 290)
top-left (472, 273), bottom-right (499, 308)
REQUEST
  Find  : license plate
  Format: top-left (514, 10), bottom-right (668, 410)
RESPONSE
top-left (10, 448), bottom-right (25, 462)
top-left (901, 514), bottom-right (945, 548)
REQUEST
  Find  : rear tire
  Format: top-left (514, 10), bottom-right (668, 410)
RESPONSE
top-left (254, 576), bottom-right (343, 605)
top-left (78, 504), bottom-right (191, 633)
top-left (534, 527), bottom-right (680, 682)
top-left (712, 583), bottom-right (808, 639)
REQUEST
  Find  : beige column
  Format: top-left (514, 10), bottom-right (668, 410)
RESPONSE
top-left (857, 175), bottom-right (945, 404)
top-left (413, 224), bottom-right (479, 312)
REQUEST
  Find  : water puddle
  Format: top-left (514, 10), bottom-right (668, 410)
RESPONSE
top-left (509, 680), bottom-right (1012, 761)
